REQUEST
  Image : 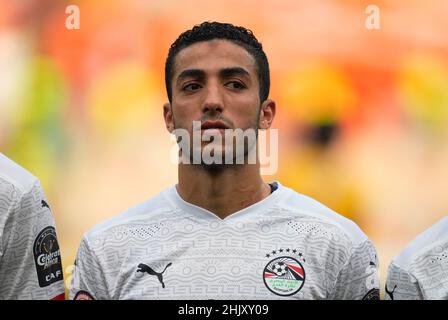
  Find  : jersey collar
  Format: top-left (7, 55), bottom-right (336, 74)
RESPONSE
top-left (165, 181), bottom-right (284, 222)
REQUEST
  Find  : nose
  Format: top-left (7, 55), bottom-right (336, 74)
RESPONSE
top-left (202, 82), bottom-right (224, 115)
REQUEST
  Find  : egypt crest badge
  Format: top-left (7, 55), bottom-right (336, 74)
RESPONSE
top-left (263, 248), bottom-right (305, 296)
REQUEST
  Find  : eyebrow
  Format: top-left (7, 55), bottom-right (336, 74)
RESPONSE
top-left (176, 67), bottom-right (251, 86)
top-left (219, 67), bottom-right (250, 78)
top-left (176, 69), bottom-right (206, 85)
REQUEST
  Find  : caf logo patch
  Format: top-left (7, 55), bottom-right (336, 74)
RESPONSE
top-left (263, 253), bottom-right (305, 296)
top-left (33, 226), bottom-right (63, 287)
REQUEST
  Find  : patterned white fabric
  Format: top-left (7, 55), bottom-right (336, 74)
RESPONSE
top-left (0, 153), bottom-right (64, 300)
top-left (70, 182), bottom-right (379, 300)
top-left (386, 216), bottom-right (448, 300)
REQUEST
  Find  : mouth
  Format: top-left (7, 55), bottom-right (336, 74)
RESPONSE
top-left (200, 120), bottom-right (230, 133)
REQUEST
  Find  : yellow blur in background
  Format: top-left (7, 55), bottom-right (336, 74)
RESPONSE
top-left (1, 0), bottom-right (448, 298)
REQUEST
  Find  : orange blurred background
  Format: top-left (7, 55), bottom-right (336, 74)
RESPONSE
top-left (1, 0), bottom-right (448, 298)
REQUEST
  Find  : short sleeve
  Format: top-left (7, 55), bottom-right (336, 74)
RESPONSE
top-left (0, 180), bottom-right (65, 300)
top-left (385, 263), bottom-right (423, 300)
top-left (69, 236), bottom-right (109, 300)
top-left (331, 240), bottom-right (380, 300)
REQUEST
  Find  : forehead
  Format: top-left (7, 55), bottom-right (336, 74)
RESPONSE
top-left (173, 39), bottom-right (257, 78)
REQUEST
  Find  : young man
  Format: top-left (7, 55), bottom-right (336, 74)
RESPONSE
top-left (69, 22), bottom-right (379, 300)
top-left (0, 153), bottom-right (65, 300)
top-left (385, 216), bottom-right (448, 300)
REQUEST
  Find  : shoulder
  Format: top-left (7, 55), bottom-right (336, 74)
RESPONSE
top-left (83, 186), bottom-right (182, 242)
top-left (0, 153), bottom-right (38, 195)
top-left (392, 216), bottom-right (448, 271)
top-left (274, 182), bottom-right (369, 246)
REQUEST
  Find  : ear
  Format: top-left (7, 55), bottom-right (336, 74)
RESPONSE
top-left (163, 102), bottom-right (175, 133)
top-left (258, 99), bottom-right (276, 130)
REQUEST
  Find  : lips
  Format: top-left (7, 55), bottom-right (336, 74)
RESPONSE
top-left (200, 120), bottom-right (230, 130)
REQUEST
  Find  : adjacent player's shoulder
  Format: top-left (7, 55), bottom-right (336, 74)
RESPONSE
top-left (392, 216), bottom-right (448, 270)
top-left (0, 153), bottom-right (38, 195)
top-left (275, 182), bottom-right (369, 245)
top-left (83, 186), bottom-right (182, 242)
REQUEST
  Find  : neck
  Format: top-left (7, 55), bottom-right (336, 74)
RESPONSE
top-left (176, 162), bottom-right (271, 219)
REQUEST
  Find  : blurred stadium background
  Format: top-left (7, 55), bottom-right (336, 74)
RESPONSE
top-left (1, 0), bottom-right (448, 298)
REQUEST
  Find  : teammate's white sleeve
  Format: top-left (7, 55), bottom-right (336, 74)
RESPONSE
top-left (69, 236), bottom-right (109, 300)
top-left (385, 263), bottom-right (423, 300)
top-left (331, 240), bottom-right (380, 300)
top-left (0, 180), bottom-right (65, 300)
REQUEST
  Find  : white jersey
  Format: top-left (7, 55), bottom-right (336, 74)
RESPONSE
top-left (0, 153), bottom-right (65, 300)
top-left (385, 216), bottom-right (448, 300)
top-left (69, 182), bottom-right (379, 300)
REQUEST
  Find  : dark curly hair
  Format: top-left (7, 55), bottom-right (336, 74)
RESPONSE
top-left (165, 21), bottom-right (270, 103)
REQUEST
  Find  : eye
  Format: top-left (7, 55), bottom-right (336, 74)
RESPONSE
top-left (182, 83), bottom-right (202, 92)
top-left (225, 81), bottom-right (246, 90)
